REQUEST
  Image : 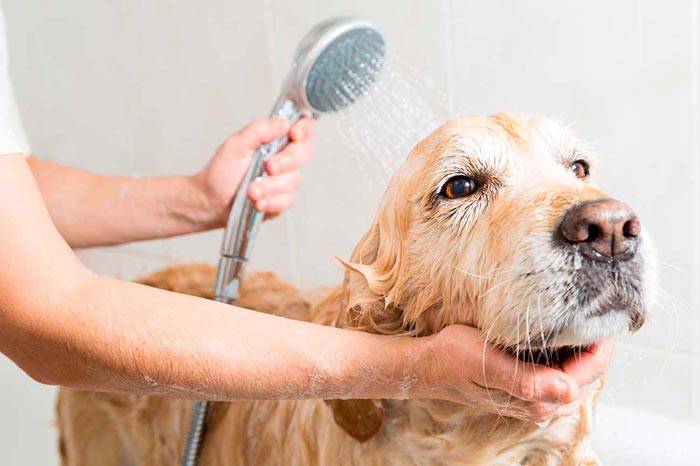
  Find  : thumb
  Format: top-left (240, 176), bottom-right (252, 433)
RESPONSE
top-left (230, 118), bottom-right (292, 151)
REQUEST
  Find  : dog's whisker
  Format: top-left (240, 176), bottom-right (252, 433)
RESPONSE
top-left (524, 300), bottom-right (535, 368)
top-left (481, 318), bottom-right (507, 421)
top-left (452, 264), bottom-right (531, 280)
top-left (536, 296), bottom-right (550, 365)
top-left (657, 261), bottom-right (689, 275)
top-left (654, 286), bottom-right (686, 344)
top-left (506, 309), bottom-right (523, 409)
top-left (481, 275), bottom-right (524, 298)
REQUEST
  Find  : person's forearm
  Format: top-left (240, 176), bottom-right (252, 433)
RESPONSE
top-left (28, 157), bottom-right (218, 248)
top-left (5, 269), bottom-right (415, 400)
top-left (1, 157), bottom-right (414, 400)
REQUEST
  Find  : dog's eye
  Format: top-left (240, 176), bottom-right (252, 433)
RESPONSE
top-left (440, 176), bottom-right (477, 199)
top-left (570, 160), bottom-right (590, 179)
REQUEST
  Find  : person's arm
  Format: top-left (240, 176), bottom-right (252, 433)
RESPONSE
top-left (0, 156), bottom-right (608, 420)
top-left (27, 118), bottom-right (314, 248)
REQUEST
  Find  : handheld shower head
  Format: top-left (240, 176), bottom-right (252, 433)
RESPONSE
top-left (216, 16), bottom-right (385, 303)
top-left (282, 17), bottom-right (385, 113)
top-left (181, 18), bottom-right (386, 466)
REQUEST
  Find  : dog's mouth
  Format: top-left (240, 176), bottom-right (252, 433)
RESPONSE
top-left (505, 343), bottom-right (600, 369)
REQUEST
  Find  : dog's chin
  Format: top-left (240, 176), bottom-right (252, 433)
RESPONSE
top-left (551, 308), bottom-right (636, 347)
top-left (505, 251), bottom-right (649, 367)
top-left (504, 307), bottom-right (643, 368)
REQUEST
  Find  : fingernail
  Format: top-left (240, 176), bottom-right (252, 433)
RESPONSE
top-left (257, 199), bottom-right (267, 210)
top-left (555, 379), bottom-right (577, 403)
top-left (584, 378), bottom-right (602, 391)
top-left (535, 419), bottom-right (552, 429)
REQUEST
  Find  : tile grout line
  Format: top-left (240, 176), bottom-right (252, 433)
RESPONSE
top-left (690, 0), bottom-right (700, 423)
top-left (261, 0), bottom-right (302, 285)
top-left (441, 0), bottom-right (457, 115)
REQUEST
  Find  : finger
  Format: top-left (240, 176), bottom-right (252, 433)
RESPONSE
top-left (561, 339), bottom-right (615, 387)
top-left (472, 385), bottom-right (581, 423)
top-left (469, 382), bottom-right (568, 423)
top-left (228, 118), bottom-right (292, 151)
top-left (554, 399), bottom-right (583, 418)
top-left (248, 171), bottom-right (302, 201)
top-left (254, 193), bottom-right (294, 215)
top-left (526, 401), bottom-right (560, 423)
top-left (467, 384), bottom-right (531, 415)
top-left (577, 377), bottom-right (602, 402)
top-left (474, 344), bottom-right (579, 404)
top-left (266, 140), bottom-right (316, 175)
top-left (482, 397), bottom-right (556, 423)
top-left (289, 117), bottom-right (314, 142)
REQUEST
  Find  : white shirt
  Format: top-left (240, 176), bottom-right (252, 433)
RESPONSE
top-left (0, 5), bottom-right (29, 155)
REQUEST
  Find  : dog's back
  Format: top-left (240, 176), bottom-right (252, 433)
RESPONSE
top-left (57, 113), bottom-right (638, 465)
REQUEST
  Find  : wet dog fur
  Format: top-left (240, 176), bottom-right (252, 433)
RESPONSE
top-left (56, 113), bottom-right (654, 465)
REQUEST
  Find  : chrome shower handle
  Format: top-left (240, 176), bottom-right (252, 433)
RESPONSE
top-left (214, 98), bottom-right (303, 303)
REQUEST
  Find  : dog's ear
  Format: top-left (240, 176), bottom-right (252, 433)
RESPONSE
top-left (336, 199), bottom-right (412, 334)
top-left (326, 209), bottom-right (410, 441)
top-left (328, 245), bottom-right (389, 442)
top-left (325, 399), bottom-right (385, 442)
top-left (326, 187), bottom-right (414, 442)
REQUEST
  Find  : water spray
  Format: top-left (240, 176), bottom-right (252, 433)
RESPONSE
top-left (181, 16), bottom-right (385, 466)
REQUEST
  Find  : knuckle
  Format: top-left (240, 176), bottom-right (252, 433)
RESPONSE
top-left (222, 135), bottom-right (239, 150)
top-left (248, 120), bottom-right (267, 133)
top-left (256, 119), bottom-right (278, 135)
top-left (253, 179), bottom-right (267, 192)
top-left (517, 377), bottom-right (536, 400)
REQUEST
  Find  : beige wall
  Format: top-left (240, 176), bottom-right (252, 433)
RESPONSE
top-left (1, 1), bottom-right (699, 464)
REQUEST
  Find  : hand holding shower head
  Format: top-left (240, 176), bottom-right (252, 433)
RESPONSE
top-left (182, 17), bottom-right (385, 466)
top-left (215, 16), bottom-right (385, 304)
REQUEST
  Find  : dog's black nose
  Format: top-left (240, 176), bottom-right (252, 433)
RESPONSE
top-left (559, 199), bottom-right (640, 261)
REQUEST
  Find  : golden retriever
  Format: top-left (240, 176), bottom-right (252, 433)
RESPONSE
top-left (57, 113), bottom-right (655, 465)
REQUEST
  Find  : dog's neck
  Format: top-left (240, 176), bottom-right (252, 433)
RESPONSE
top-left (312, 285), bottom-right (590, 465)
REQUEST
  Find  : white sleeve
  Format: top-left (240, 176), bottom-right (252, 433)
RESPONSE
top-left (0, 6), bottom-right (29, 156)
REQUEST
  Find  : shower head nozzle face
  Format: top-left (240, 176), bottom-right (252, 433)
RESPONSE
top-left (305, 27), bottom-right (384, 113)
top-left (285, 17), bottom-right (385, 114)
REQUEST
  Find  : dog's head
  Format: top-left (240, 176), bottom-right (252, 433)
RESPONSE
top-left (340, 112), bottom-right (655, 358)
top-left (331, 113), bottom-right (656, 441)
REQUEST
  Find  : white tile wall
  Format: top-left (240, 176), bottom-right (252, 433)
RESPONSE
top-left (1, 0), bottom-right (698, 464)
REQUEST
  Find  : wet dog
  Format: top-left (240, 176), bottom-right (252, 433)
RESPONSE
top-left (57, 113), bottom-right (655, 465)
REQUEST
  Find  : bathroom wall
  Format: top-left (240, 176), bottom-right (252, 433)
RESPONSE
top-left (1, 0), bottom-right (698, 464)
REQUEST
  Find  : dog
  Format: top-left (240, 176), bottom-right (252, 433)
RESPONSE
top-left (57, 113), bottom-right (655, 465)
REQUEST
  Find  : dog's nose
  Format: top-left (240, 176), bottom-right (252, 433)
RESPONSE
top-left (559, 199), bottom-right (641, 261)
